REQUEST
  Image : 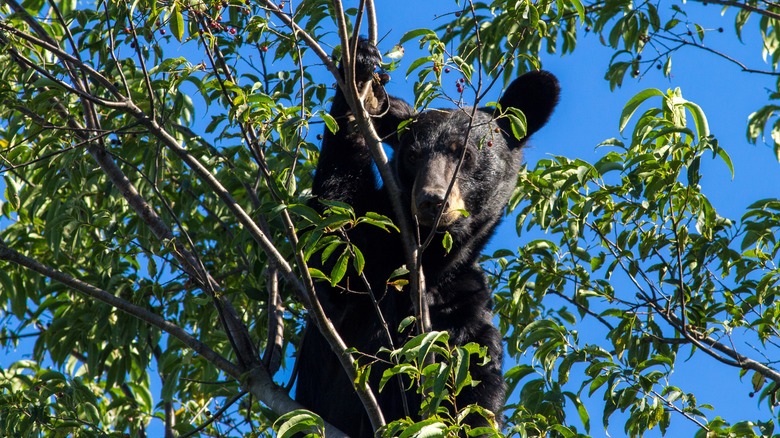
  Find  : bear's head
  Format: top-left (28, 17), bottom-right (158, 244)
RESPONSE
top-left (390, 71), bottom-right (560, 241)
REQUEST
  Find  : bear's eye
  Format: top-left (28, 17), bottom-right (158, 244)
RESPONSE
top-left (463, 148), bottom-right (474, 164)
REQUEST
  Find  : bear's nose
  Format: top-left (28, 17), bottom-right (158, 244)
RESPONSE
top-left (416, 190), bottom-right (448, 222)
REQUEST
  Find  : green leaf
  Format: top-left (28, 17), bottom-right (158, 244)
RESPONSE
top-left (564, 391), bottom-right (591, 433)
top-left (506, 108), bottom-right (527, 141)
top-left (619, 88), bottom-right (664, 133)
top-left (776, 142), bottom-right (780, 163)
top-left (308, 268), bottom-right (330, 282)
top-left (771, 127), bottom-right (780, 163)
top-left (351, 245), bottom-right (365, 275)
top-left (399, 28), bottom-right (438, 45)
top-left (452, 346), bottom-right (472, 396)
top-left (359, 211), bottom-right (400, 232)
top-left (379, 363), bottom-right (417, 391)
top-left (681, 99), bottom-right (710, 138)
top-left (752, 371), bottom-right (766, 392)
top-left (407, 55), bottom-right (433, 77)
top-left (716, 146), bottom-right (735, 178)
top-left (388, 266), bottom-right (410, 279)
top-left (398, 315), bottom-right (416, 333)
top-left (129, 382), bottom-right (153, 411)
top-left (57, 0), bottom-right (76, 15)
top-left (385, 45), bottom-right (405, 60)
top-left (78, 402), bottom-right (101, 424)
top-left (321, 112), bottom-right (338, 134)
top-left (663, 56), bottom-right (672, 77)
top-left (275, 410), bottom-right (324, 438)
top-left (416, 331), bottom-right (449, 365)
top-left (442, 231), bottom-right (453, 254)
top-left (569, 0), bottom-right (586, 22)
top-left (330, 249), bottom-right (350, 286)
top-left (147, 256), bottom-right (157, 278)
top-left (398, 419), bottom-right (446, 438)
top-left (170, 3), bottom-right (184, 42)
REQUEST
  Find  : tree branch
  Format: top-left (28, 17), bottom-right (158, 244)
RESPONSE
top-left (0, 240), bottom-right (350, 436)
top-left (0, 240), bottom-right (240, 377)
top-left (689, 0), bottom-right (780, 21)
top-left (189, 14), bottom-right (376, 419)
top-left (3, 0), bottom-right (260, 370)
top-left (262, 268), bottom-right (284, 375)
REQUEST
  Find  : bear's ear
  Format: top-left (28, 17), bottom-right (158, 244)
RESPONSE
top-left (496, 70), bottom-right (560, 142)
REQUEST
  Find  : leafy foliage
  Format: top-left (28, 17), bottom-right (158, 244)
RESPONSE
top-left (0, 0), bottom-right (779, 437)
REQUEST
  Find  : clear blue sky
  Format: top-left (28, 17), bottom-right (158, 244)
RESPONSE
top-left (3, 1), bottom-right (779, 436)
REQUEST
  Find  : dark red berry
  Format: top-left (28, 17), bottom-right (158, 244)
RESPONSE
top-left (455, 11), bottom-right (461, 17)
top-left (379, 73), bottom-right (390, 84)
top-left (124, 27), bottom-right (131, 33)
top-left (261, 45), bottom-right (268, 52)
top-left (229, 27), bottom-right (237, 35)
top-left (585, 26), bottom-right (591, 32)
top-left (433, 66), bottom-right (439, 73)
top-left (718, 27), bottom-right (724, 32)
top-left (317, 134), bottom-right (323, 140)
top-left (160, 28), bottom-right (166, 35)
top-left (487, 140), bottom-right (493, 147)
top-left (444, 68), bottom-right (451, 73)
top-left (636, 54), bottom-right (642, 60)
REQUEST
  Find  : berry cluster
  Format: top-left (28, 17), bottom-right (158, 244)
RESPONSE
top-left (455, 77), bottom-right (466, 94)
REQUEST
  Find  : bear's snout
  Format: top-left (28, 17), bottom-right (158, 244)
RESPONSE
top-left (415, 189), bottom-right (449, 223)
top-left (411, 173), bottom-right (466, 229)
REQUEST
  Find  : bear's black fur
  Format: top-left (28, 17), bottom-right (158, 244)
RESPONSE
top-left (295, 40), bottom-right (559, 436)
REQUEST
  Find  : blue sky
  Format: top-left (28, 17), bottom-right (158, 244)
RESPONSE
top-left (3, 1), bottom-right (780, 436)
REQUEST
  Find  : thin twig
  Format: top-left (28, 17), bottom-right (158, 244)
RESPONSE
top-left (653, 33), bottom-right (780, 76)
top-left (180, 390), bottom-right (248, 438)
top-left (649, 388), bottom-right (710, 430)
top-left (689, 0), bottom-right (780, 21)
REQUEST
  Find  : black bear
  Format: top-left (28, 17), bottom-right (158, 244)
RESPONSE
top-left (295, 40), bottom-right (559, 436)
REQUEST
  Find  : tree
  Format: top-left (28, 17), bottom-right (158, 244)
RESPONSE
top-left (0, 0), bottom-right (779, 436)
